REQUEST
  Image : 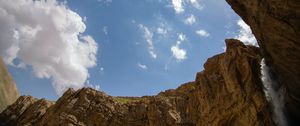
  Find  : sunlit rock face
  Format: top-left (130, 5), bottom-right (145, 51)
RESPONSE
top-left (226, 0), bottom-right (300, 124)
top-left (0, 57), bottom-right (19, 112)
top-left (0, 39), bottom-right (272, 126)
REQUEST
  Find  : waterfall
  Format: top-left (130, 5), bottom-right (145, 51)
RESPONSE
top-left (260, 59), bottom-right (287, 126)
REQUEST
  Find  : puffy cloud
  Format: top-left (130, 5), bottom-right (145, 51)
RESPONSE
top-left (156, 22), bottom-right (170, 38)
top-left (184, 14), bottom-right (196, 25)
top-left (171, 0), bottom-right (184, 14)
top-left (171, 33), bottom-right (187, 61)
top-left (196, 29), bottom-right (210, 37)
top-left (235, 19), bottom-right (258, 46)
top-left (138, 24), bottom-right (157, 59)
top-left (157, 27), bottom-right (168, 36)
top-left (188, 0), bottom-right (203, 10)
top-left (171, 0), bottom-right (203, 14)
top-left (138, 63), bottom-right (148, 70)
top-left (0, 0), bottom-right (98, 95)
top-left (171, 45), bottom-right (187, 61)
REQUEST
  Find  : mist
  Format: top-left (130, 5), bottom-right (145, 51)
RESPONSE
top-left (260, 59), bottom-right (287, 126)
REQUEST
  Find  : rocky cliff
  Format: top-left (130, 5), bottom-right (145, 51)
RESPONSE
top-left (0, 39), bottom-right (273, 126)
top-left (226, 0), bottom-right (300, 124)
top-left (2, 0), bottom-right (299, 125)
top-left (0, 57), bottom-right (19, 112)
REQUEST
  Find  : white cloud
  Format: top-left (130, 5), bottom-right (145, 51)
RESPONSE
top-left (85, 80), bottom-right (101, 91)
top-left (188, 0), bottom-right (204, 10)
top-left (0, 0), bottom-right (98, 95)
top-left (196, 29), bottom-right (210, 37)
top-left (172, 0), bottom-right (184, 14)
top-left (235, 19), bottom-right (257, 46)
top-left (157, 27), bottom-right (168, 36)
top-left (184, 14), bottom-right (196, 25)
top-left (138, 63), bottom-right (148, 70)
top-left (103, 26), bottom-right (108, 35)
top-left (95, 85), bottom-right (101, 91)
top-left (171, 45), bottom-right (187, 61)
top-left (171, 0), bottom-right (203, 14)
top-left (83, 16), bottom-right (87, 22)
top-left (138, 24), bottom-right (157, 59)
top-left (178, 33), bottom-right (186, 41)
top-left (171, 33), bottom-right (187, 61)
top-left (156, 22), bottom-right (170, 38)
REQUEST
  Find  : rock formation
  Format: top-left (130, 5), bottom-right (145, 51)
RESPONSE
top-left (0, 57), bottom-right (19, 112)
top-left (2, 0), bottom-right (299, 125)
top-left (226, 0), bottom-right (300, 124)
top-left (0, 39), bottom-right (273, 126)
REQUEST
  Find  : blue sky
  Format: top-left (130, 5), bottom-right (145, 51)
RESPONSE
top-left (1, 0), bottom-right (256, 100)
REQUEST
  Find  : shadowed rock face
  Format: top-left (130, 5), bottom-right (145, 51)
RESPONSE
top-left (0, 57), bottom-right (19, 112)
top-left (0, 39), bottom-right (273, 126)
top-left (226, 0), bottom-right (300, 124)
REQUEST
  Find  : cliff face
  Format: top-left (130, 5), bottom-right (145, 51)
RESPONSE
top-left (0, 57), bottom-right (19, 112)
top-left (226, 0), bottom-right (300, 124)
top-left (0, 39), bottom-right (273, 126)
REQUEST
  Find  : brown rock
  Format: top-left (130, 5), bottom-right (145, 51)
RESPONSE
top-left (226, 0), bottom-right (300, 124)
top-left (0, 56), bottom-right (19, 112)
top-left (0, 96), bottom-right (53, 126)
top-left (0, 39), bottom-right (272, 126)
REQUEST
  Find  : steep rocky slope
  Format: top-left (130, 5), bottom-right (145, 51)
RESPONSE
top-left (226, 0), bottom-right (300, 124)
top-left (0, 39), bottom-right (273, 126)
top-left (0, 57), bottom-right (19, 112)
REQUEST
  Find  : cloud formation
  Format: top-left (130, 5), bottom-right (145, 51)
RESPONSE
top-left (157, 27), bottom-right (168, 36)
top-left (171, 0), bottom-right (184, 14)
top-left (184, 14), bottom-right (196, 25)
top-left (0, 0), bottom-right (98, 95)
top-left (138, 63), bottom-right (148, 70)
top-left (171, 33), bottom-right (187, 61)
top-left (171, 45), bottom-right (187, 61)
top-left (171, 0), bottom-right (204, 14)
top-left (196, 29), bottom-right (210, 37)
top-left (235, 19), bottom-right (257, 46)
top-left (188, 0), bottom-right (203, 10)
top-left (139, 24), bottom-right (157, 59)
top-left (85, 80), bottom-right (101, 91)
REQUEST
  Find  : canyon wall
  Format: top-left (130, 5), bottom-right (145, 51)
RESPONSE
top-left (226, 0), bottom-right (300, 124)
top-left (2, 0), bottom-right (299, 125)
top-left (0, 39), bottom-right (273, 126)
top-left (0, 57), bottom-right (19, 112)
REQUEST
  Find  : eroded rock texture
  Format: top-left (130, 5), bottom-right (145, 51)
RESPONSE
top-left (0, 40), bottom-right (273, 126)
top-left (0, 57), bottom-right (19, 112)
top-left (226, 0), bottom-right (300, 124)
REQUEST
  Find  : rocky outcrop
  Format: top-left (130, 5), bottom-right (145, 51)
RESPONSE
top-left (0, 96), bottom-right (53, 126)
top-left (226, 0), bottom-right (300, 124)
top-left (0, 39), bottom-right (273, 126)
top-left (0, 57), bottom-right (19, 112)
